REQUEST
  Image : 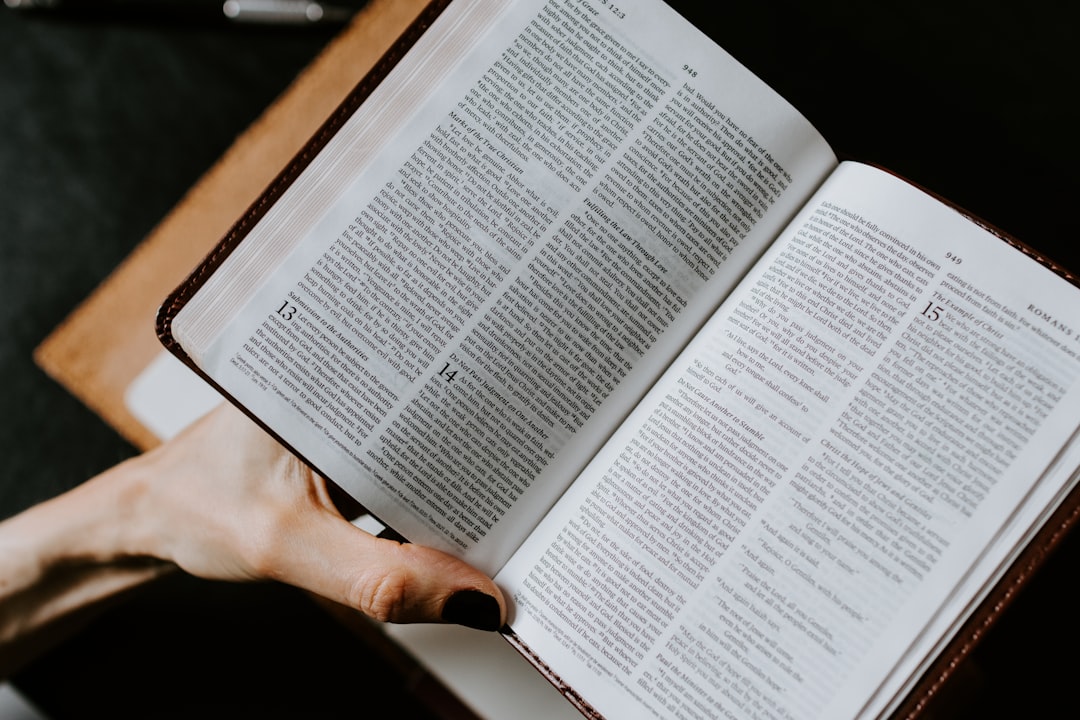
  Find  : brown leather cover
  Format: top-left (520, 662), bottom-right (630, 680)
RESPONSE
top-left (897, 488), bottom-right (1080, 718)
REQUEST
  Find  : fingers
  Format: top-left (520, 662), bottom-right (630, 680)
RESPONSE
top-left (264, 510), bottom-right (506, 630)
top-left (138, 403), bottom-right (505, 630)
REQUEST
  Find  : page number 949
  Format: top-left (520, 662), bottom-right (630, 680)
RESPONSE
top-left (945, 251), bottom-right (962, 265)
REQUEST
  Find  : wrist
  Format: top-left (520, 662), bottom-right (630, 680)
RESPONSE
top-left (0, 458), bottom-right (174, 660)
top-left (11, 454), bottom-right (158, 569)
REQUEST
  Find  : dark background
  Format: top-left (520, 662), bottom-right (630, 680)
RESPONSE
top-left (1, 1), bottom-right (1077, 717)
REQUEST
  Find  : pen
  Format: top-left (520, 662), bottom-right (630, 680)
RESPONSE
top-left (3, 0), bottom-right (360, 26)
top-left (223, 0), bottom-right (356, 25)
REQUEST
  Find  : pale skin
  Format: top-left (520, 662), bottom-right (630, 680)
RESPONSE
top-left (0, 403), bottom-right (506, 679)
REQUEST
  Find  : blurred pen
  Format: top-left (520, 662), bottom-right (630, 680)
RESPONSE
top-left (3, 0), bottom-right (360, 26)
top-left (223, 0), bottom-right (356, 25)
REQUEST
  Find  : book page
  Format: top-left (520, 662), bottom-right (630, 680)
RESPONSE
top-left (497, 162), bottom-right (1080, 719)
top-left (172, 0), bottom-right (836, 572)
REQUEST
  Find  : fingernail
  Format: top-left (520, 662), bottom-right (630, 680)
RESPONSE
top-left (442, 590), bottom-right (502, 631)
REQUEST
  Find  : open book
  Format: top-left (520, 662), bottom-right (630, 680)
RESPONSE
top-left (157, 0), bottom-right (1080, 717)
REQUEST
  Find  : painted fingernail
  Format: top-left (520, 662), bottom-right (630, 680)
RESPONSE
top-left (442, 589), bottom-right (502, 631)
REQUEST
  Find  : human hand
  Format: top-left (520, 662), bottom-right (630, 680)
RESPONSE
top-left (15, 403), bottom-right (501, 634)
top-left (0, 402), bottom-right (504, 677)
top-left (67, 403), bottom-right (505, 631)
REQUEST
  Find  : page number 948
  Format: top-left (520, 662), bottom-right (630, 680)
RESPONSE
top-left (683, 64), bottom-right (698, 77)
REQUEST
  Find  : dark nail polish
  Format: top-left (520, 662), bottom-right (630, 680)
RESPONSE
top-left (443, 590), bottom-right (502, 631)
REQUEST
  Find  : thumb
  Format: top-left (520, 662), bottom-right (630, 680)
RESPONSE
top-left (267, 511), bottom-right (506, 631)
